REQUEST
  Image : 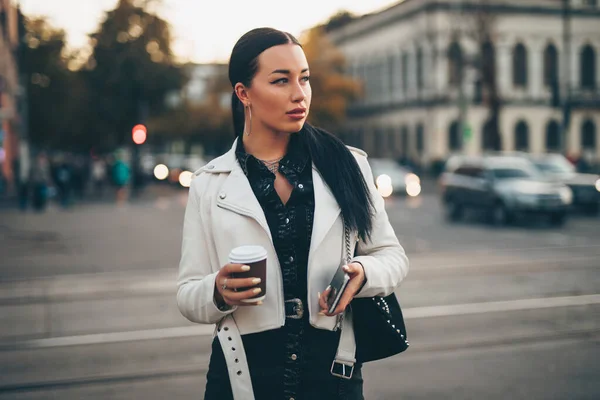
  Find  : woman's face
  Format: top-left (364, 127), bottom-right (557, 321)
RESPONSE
top-left (243, 43), bottom-right (311, 134)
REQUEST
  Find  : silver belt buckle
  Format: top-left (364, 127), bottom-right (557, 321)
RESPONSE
top-left (331, 360), bottom-right (354, 380)
top-left (284, 298), bottom-right (304, 319)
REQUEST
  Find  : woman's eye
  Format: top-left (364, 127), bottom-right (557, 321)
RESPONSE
top-left (301, 76), bottom-right (310, 82)
top-left (272, 78), bottom-right (288, 84)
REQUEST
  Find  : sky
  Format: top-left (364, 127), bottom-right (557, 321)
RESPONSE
top-left (18, 0), bottom-right (399, 63)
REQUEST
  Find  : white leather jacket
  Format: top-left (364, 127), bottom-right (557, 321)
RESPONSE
top-left (177, 139), bottom-right (409, 335)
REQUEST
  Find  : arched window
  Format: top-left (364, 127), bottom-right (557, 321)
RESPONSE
top-left (514, 120), bottom-right (529, 151)
top-left (416, 123), bottom-right (424, 154)
top-left (513, 43), bottom-right (528, 88)
top-left (401, 126), bottom-right (409, 158)
top-left (388, 54), bottom-right (396, 96)
top-left (355, 128), bottom-right (364, 149)
top-left (545, 120), bottom-right (561, 152)
top-left (448, 41), bottom-right (462, 86)
top-left (375, 128), bottom-right (386, 156)
top-left (449, 121), bottom-right (460, 151)
top-left (483, 119), bottom-right (496, 150)
top-left (580, 44), bottom-right (596, 89)
top-left (416, 47), bottom-right (423, 91)
top-left (388, 127), bottom-right (396, 152)
top-left (581, 119), bottom-right (597, 150)
top-left (544, 44), bottom-right (559, 87)
top-left (401, 52), bottom-right (409, 93)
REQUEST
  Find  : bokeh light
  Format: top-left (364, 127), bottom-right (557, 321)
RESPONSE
top-left (153, 164), bottom-right (169, 180)
top-left (178, 171), bottom-right (193, 188)
top-left (406, 182), bottom-right (422, 197)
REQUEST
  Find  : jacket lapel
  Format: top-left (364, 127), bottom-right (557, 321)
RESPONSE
top-left (210, 140), bottom-right (271, 240)
top-left (208, 142), bottom-right (341, 251)
top-left (309, 165), bottom-right (341, 258)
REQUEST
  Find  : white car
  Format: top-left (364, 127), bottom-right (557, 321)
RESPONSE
top-left (369, 158), bottom-right (421, 198)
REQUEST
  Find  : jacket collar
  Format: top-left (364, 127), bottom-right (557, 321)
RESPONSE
top-left (204, 137), bottom-right (341, 255)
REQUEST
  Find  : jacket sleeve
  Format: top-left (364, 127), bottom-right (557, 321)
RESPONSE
top-left (177, 176), bottom-right (237, 324)
top-left (351, 155), bottom-right (409, 298)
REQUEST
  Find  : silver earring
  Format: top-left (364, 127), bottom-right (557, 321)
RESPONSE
top-left (245, 104), bottom-right (252, 136)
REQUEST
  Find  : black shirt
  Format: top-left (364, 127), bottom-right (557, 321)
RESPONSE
top-left (204, 134), bottom-right (363, 400)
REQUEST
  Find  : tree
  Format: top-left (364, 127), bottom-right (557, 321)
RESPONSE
top-left (17, 14), bottom-right (89, 150)
top-left (148, 64), bottom-right (232, 156)
top-left (301, 26), bottom-right (361, 131)
top-left (82, 0), bottom-right (187, 151)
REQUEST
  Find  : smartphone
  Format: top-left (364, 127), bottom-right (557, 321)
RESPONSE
top-left (326, 264), bottom-right (351, 314)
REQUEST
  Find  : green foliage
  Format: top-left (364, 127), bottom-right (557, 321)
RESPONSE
top-left (18, 0), bottom-right (187, 152)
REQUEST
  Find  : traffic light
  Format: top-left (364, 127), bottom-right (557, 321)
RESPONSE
top-left (132, 124), bottom-right (147, 145)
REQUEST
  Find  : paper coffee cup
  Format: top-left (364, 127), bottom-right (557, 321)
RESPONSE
top-left (228, 245), bottom-right (267, 303)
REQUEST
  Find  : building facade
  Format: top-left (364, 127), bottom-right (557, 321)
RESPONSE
top-left (0, 0), bottom-right (21, 194)
top-left (328, 0), bottom-right (600, 170)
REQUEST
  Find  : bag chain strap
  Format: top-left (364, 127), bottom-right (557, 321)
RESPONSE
top-left (335, 222), bottom-right (353, 331)
top-left (344, 223), bottom-right (352, 264)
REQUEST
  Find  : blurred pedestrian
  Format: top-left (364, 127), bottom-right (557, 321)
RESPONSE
top-left (111, 154), bottom-right (130, 204)
top-left (177, 28), bottom-right (409, 400)
top-left (91, 156), bottom-right (108, 198)
top-left (30, 152), bottom-right (51, 212)
top-left (52, 154), bottom-right (74, 208)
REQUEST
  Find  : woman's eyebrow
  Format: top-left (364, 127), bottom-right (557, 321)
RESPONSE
top-left (269, 68), bottom-right (310, 75)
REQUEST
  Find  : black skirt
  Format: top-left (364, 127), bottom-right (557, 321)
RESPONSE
top-left (204, 322), bottom-right (364, 400)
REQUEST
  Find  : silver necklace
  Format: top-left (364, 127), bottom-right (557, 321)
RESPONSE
top-left (257, 156), bottom-right (284, 173)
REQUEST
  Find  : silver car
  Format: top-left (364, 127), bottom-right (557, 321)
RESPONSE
top-left (369, 158), bottom-right (421, 198)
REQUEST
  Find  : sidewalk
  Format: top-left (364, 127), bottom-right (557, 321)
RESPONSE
top-left (0, 183), bottom-right (185, 211)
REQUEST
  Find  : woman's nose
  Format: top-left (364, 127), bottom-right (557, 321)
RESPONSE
top-left (291, 82), bottom-right (306, 102)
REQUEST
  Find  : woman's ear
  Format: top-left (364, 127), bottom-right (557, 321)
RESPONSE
top-left (234, 83), bottom-right (250, 107)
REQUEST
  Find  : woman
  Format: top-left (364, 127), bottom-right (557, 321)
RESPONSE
top-left (177, 27), bottom-right (409, 400)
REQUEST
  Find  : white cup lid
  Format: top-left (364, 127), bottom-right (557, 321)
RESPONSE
top-left (229, 245), bottom-right (267, 264)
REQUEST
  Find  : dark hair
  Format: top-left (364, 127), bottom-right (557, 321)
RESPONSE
top-left (228, 28), bottom-right (374, 240)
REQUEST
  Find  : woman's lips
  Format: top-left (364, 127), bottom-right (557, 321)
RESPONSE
top-left (287, 112), bottom-right (306, 120)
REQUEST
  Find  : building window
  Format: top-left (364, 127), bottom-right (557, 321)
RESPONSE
top-left (416, 123), bottom-right (424, 154)
top-left (545, 120), bottom-right (561, 152)
top-left (513, 43), bottom-right (528, 88)
top-left (448, 41), bottom-right (462, 86)
top-left (401, 52), bottom-right (409, 94)
top-left (543, 44), bottom-right (559, 87)
top-left (483, 119), bottom-right (496, 150)
top-left (514, 120), bottom-right (529, 151)
top-left (400, 126), bottom-right (409, 158)
top-left (375, 128), bottom-right (385, 156)
top-left (416, 47), bottom-right (423, 91)
top-left (581, 119), bottom-right (596, 150)
top-left (449, 121), bottom-right (460, 151)
top-left (388, 54), bottom-right (396, 98)
top-left (388, 127), bottom-right (396, 152)
top-left (355, 128), bottom-right (364, 149)
top-left (580, 44), bottom-right (596, 89)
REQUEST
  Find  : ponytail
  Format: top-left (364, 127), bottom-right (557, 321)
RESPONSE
top-left (301, 124), bottom-right (374, 242)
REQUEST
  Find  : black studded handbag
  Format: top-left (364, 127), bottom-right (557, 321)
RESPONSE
top-left (345, 224), bottom-right (410, 363)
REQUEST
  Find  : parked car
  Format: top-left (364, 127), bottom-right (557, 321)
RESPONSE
top-left (369, 158), bottom-right (421, 198)
top-left (526, 153), bottom-right (600, 214)
top-left (439, 155), bottom-right (573, 225)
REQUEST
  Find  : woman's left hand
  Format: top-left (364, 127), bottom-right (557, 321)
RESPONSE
top-left (318, 263), bottom-right (365, 316)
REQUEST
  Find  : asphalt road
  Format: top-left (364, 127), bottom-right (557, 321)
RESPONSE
top-left (0, 187), bottom-right (599, 399)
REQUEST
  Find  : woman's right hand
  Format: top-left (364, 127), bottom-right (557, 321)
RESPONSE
top-left (214, 263), bottom-right (263, 307)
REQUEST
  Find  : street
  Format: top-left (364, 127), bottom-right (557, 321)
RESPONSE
top-left (0, 187), bottom-right (599, 399)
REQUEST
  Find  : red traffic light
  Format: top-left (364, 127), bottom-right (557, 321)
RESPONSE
top-left (132, 124), bottom-right (147, 145)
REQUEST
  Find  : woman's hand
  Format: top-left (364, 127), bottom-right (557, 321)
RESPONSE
top-left (318, 263), bottom-right (365, 316)
top-left (214, 263), bottom-right (263, 307)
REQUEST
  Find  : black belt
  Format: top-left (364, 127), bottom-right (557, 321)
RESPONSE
top-left (284, 298), bottom-right (304, 319)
